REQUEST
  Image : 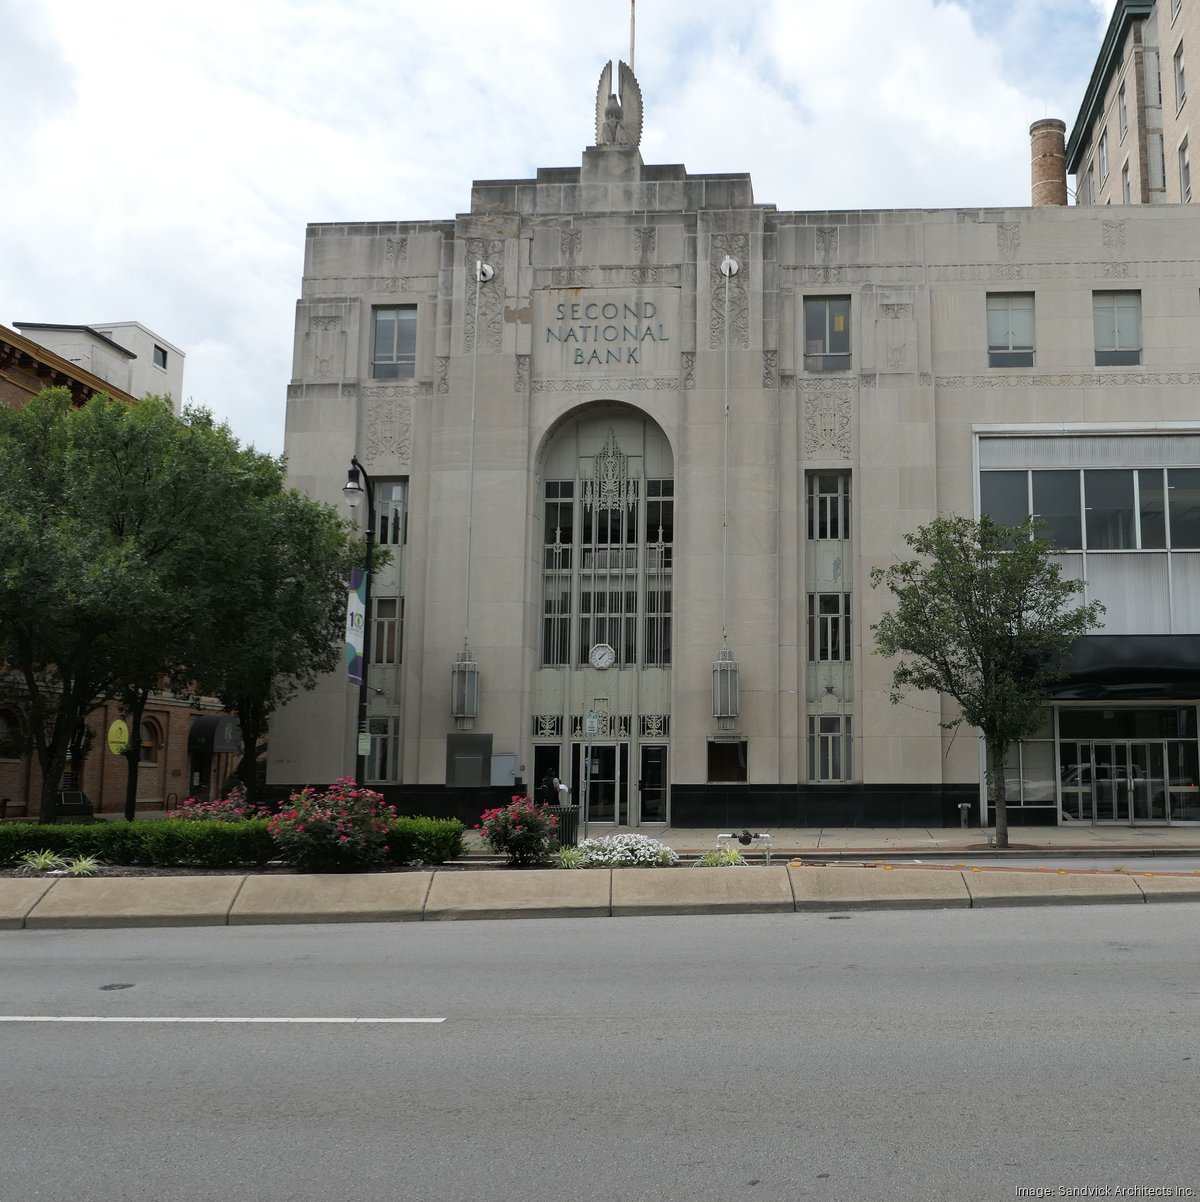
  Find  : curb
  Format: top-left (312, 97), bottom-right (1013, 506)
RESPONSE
top-left (4, 863), bottom-right (1200, 930)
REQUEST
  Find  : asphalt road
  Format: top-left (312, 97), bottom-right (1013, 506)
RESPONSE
top-left (3, 907), bottom-right (1199, 1202)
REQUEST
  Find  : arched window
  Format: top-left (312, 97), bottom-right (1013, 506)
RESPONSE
top-left (541, 413), bottom-right (673, 668)
top-left (139, 721), bottom-right (162, 765)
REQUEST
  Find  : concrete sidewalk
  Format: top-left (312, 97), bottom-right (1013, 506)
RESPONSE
top-left (4, 860), bottom-right (1200, 930)
top-left (467, 822), bottom-right (1200, 858)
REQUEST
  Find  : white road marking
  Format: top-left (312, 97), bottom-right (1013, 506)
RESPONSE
top-left (0, 1016), bottom-right (446, 1024)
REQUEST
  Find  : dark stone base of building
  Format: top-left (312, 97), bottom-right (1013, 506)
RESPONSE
top-left (267, 782), bottom-right (989, 829)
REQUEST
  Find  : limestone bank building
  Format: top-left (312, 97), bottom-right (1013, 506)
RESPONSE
top-left (268, 62), bottom-right (1200, 830)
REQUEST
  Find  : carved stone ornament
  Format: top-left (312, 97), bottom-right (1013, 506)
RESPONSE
top-left (1103, 220), bottom-right (1127, 250)
top-left (634, 226), bottom-right (656, 261)
top-left (583, 428), bottom-right (638, 512)
top-left (681, 351), bottom-right (696, 390)
top-left (997, 223), bottom-right (1020, 260)
top-left (709, 232), bottom-right (750, 350)
top-left (436, 356), bottom-right (449, 395)
top-left (385, 236), bottom-right (408, 263)
top-left (803, 391), bottom-right (853, 459)
top-left (532, 376), bottom-right (676, 393)
top-left (364, 396), bottom-right (413, 466)
top-left (514, 354), bottom-right (530, 394)
top-left (560, 227), bottom-right (582, 260)
top-left (595, 60), bottom-right (643, 148)
top-left (464, 238), bottom-right (504, 353)
top-left (762, 349), bottom-right (778, 389)
top-left (310, 315), bottom-right (341, 330)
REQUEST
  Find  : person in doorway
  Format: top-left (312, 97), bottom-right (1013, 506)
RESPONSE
top-left (540, 774), bottom-right (556, 806)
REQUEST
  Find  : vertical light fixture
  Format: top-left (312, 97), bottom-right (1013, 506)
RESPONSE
top-left (343, 456), bottom-right (375, 784)
top-left (452, 259), bottom-right (493, 724)
top-left (713, 253), bottom-right (740, 727)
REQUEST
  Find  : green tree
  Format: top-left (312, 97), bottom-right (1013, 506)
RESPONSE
top-left (870, 515), bottom-right (1104, 848)
top-left (189, 487), bottom-right (360, 805)
top-left (0, 389), bottom-right (355, 822)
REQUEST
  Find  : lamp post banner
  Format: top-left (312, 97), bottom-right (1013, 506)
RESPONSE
top-left (345, 567), bottom-right (366, 686)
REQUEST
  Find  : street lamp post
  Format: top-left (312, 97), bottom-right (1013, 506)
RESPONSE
top-left (343, 455), bottom-right (375, 787)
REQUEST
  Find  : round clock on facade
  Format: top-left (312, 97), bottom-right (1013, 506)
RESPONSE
top-left (589, 642), bottom-right (616, 670)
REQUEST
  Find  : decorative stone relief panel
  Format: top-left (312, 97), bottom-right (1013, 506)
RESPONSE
top-left (762, 349), bottom-right (778, 389)
top-left (560, 227), bottom-right (582, 260)
top-left (634, 226), bottom-right (656, 261)
top-left (376, 277), bottom-right (414, 293)
top-left (385, 236), bottom-right (408, 264)
top-left (815, 227), bottom-right (839, 257)
top-left (464, 237), bottom-right (505, 353)
top-left (681, 351), bottom-right (695, 390)
top-left (630, 267), bottom-right (663, 284)
top-left (363, 395), bottom-right (413, 466)
top-left (801, 382), bottom-right (854, 459)
top-left (997, 223), bottom-right (1020, 259)
top-left (1102, 262), bottom-right (1130, 278)
top-left (708, 232), bottom-right (750, 350)
top-left (532, 715), bottom-right (562, 739)
top-left (571, 713), bottom-right (630, 739)
top-left (514, 354), bottom-right (530, 394)
top-left (937, 371), bottom-right (1200, 389)
top-left (436, 356), bottom-right (449, 395)
top-left (306, 313), bottom-right (344, 380)
top-left (532, 376), bottom-right (678, 393)
top-left (552, 267), bottom-right (590, 286)
top-left (1103, 220), bottom-right (1127, 251)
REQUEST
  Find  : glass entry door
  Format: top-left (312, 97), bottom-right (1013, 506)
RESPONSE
top-left (573, 742), bottom-right (628, 826)
top-left (638, 746), bottom-right (668, 824)
top-left (1060, 741), bottom-right (1167, 823)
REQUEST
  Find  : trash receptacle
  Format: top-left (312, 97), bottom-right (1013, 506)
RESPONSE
top-left (547, 805), bottom-right (579, 847)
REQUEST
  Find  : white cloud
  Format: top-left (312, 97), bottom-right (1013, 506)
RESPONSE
top-left (0, 0), bottom-right (1106, 455)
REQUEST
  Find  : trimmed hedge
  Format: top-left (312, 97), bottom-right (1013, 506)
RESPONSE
top-left (0, 820), bottom-right (275, 868)
top-left (386, 817), bottom-right (466, 865)
top-left (0, 815), bottom-right (464, 868)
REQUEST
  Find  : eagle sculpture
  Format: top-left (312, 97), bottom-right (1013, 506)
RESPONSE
top-left (594, 60), bottom-right (642, 148)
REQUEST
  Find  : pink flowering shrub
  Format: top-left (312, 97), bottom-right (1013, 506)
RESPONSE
top-left (268, 777), bottom-right (396, 872)
top-left (168, 785), bottom-right (266, 823)
top-left (477, 795), bottom-right (557, 866)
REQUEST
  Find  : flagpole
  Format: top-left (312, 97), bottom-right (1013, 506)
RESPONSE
top-left (629, 0), bottom-right (636, 71)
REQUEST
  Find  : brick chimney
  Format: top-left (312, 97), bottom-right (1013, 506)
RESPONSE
top-left (1030, 118), bottom-right (1068, 206)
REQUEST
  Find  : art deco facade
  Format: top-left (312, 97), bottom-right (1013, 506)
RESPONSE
top-left (268, 64), bottom-right (1200, 829)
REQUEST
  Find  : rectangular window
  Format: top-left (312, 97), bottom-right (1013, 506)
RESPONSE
top-left (1084, 469), bottom-right (1136, 549)
top-left (371, 597), bottom-right (401, 664)
top-left (980, 470), bottom-right (1030, 530)
top-left (803, 296), bottom-right (851, 372)
top-left (1085, 163), bottom-right (1096, 205)
top-left (542, 481), bottom-right (574, 666)
top-left (808, 715), bottom-right (852, 782)
top-left (1118, 81), bottom-right (1128, 136)
top-left (375, 480), bottom-right (407, 546)
top-left (1139, 468), bottom-right (1167, 548)
top-left (707, 739), bottom-right (747, 783)
top-left (1098, 129), bottom-right (1110, 182)
top-left (986, 294), bottom-right (1035, 367)
top-left (365, 717), bottom-right (398, 783)
top-left (644, 479), bottom-right (673, 667)
top-left (153, 344), bottom-right (168, 370)
top-left (1093, 291), bottom-right (1141, 365)
top-left (1122, 162), bottom-right (1131, 204)
top-left (807, 593), bottom-right (852, 662)
top-left (1168, 467), bottom-right (1200, 548)
top-left (372, 307), bottom-right (416, 379)
top-left (807, 472), bottom-right (852, 539)
top-left (1175, 42), bottom-right (1186, 110)
top-left (1032, 470), bottom-right (1083, 549)
top-left (1148, 51), bottom-right (1163, 107)
top-left (1173, 0), bottom-right (1182, 20)
top-left (1181, 138), bottom-right (1192, 201)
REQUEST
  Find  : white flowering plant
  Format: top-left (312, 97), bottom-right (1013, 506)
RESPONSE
top-left (572, 833), bottom-right (677, 867)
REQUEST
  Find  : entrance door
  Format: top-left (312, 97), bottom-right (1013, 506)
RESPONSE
top-left (639, 746), bottom-right (668, 824)
top-left (1091, 743), bottom-right (1130, 822)
top-left (573, 742), bottom-right (629, 826)
top-left (1061, 741), bottom-right (1169, 824)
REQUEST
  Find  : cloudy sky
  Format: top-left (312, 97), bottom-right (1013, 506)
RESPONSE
top-left (3, 0), bottom-right (1116, 457)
